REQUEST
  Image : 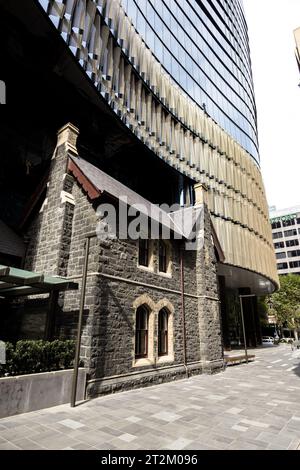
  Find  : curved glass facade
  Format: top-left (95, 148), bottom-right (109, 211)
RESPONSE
top-left (121, 0), bottom-right (259, 163)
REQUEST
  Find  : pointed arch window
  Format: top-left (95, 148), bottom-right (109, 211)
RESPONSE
top-left (158, 308), bottom-right (169, 356)
top-left (159, 240), bottom-right (167, 273)
top-left (138, 239), bottom-right (149, 267)
top-left (135, 305), bottom-right (149, 358)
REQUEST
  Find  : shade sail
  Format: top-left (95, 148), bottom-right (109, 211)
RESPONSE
top-left (0, 265), bottom-right (78, 298)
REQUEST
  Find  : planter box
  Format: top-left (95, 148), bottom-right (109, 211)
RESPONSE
top-left (0, 368), bottom-right (86, 418)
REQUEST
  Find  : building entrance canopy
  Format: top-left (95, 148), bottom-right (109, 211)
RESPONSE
top-left (0, 265), bottom-right (78, 298)
top-left (217, 263), bottom-right (275, 296)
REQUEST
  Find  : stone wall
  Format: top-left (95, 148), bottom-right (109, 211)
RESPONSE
top-left (196, 204), bottom-right (223, 372)
top-left (62, 182), bottom-right (204, 395)
top-left (25, 125), bottom-right (78, 277)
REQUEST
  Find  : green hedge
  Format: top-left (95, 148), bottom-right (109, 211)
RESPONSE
top-left (0, 340), bottom-right (75, 377)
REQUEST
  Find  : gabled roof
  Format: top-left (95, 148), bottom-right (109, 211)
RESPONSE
top-left (68, 156), bottom-right (185, 239)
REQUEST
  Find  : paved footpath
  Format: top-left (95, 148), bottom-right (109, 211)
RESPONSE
top-left (1, 345), bottom-right (300, 450)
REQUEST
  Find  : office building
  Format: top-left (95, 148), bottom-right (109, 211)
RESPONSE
top-left (294, 26), bottom-right (300, 81)
top-left (270, 206), bottom-right (300, 275)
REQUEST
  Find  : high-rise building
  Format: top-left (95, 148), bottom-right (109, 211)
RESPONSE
top-left (0, 0), bottom-right (278, 396)
top-left (270, 206), bottom-right (300, 275)
top-left (294, 26), bottom-right (300, 81)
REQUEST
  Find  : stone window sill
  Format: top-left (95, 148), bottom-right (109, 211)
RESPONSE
top-left (133, 356), bottom-right (174, 368)
top-left (133, 358), bottom-right (155, 368)
top-left (157, 271), bottom-right (172, 279)
top-left (137, 265), bottom-right (155, 274)
top-left (156, 355), bottom-right (174, 365)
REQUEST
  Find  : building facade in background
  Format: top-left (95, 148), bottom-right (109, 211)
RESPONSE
top-left (0, 0), bottom-right (278, 395)
top-left (294, 26), bottom-right (300, 83)
top-left (270, 206), bottom-right (300, 276)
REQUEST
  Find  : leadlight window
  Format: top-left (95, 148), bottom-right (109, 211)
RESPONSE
top-left (138, 240), bottom-right (149, 267)
top-left (158, 308), bottom-right (168, 356)
top-left (135, 305), bottom-right (149, 359)
top-left (159, 241), bottom-right (167, 273)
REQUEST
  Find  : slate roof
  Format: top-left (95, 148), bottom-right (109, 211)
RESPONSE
top-left (68, 156), bottom-right (186, 239)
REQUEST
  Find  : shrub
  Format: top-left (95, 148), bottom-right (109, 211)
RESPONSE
top-left (0, 342), bottom-right (15, 377)
top-left (0, 340), bottom-right (75, 377)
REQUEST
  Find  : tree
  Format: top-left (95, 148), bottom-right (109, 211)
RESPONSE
top-left (257, 296), bottom-right (269, 326)
top-left (266, 275), bottom-right (300, 334)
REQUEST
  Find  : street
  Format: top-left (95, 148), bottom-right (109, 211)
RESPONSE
top-left (0, 344), bottom-right (300, 450)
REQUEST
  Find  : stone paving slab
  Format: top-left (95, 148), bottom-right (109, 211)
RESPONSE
top-left (0, 345), bottom-right (300, 450)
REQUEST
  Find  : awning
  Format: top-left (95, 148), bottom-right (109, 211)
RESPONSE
top-left (0, 265), bottom-right (78, 298)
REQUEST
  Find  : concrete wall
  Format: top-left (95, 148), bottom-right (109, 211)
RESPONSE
top-left (0, 368), bottom-right (86, 418)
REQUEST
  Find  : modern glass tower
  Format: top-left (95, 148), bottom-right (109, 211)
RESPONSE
top-left (294, 26), bottom-right (300, 82)
top-left (122, 0), bottom-right (259, 163)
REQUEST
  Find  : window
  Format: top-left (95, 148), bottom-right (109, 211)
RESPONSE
top-left (289, 261), bottom-right (300, 269)
top-left (135, 305), bottom-right (149, 359)
top-left (284, 229), bottom-right (297, 238)
top-left (282, 218), bottom-right (295, 227)
top-left (272, 232), bottom-right (283, 240)
top-left (286, 239), bottom-right (299, 248)
top-left (159, 241), bottom-right (167, 273)
top-left (277, 262), bottom-right (288, 270)
top-left (287, 250), bottom-right (300, 258)
top-left (271, 221), bottom-right (281, 229)
top-left (138, 239), bottom-right (149, 267)
top-left (158, 308), bottom-right (168, 356)
top-left (276, 252), bottom-right (286, 260)
top-left (274, 242), bottom-right (284, 249)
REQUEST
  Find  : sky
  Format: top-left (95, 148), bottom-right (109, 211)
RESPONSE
top-left (243, 0), bottom-right (300, 210)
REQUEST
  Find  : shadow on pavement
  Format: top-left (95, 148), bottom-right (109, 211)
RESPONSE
top-left (293, 362), bottom-right (300, 378)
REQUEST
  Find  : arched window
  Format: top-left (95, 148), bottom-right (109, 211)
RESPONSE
top-left (138, 239), bottom-right (149, 267)
top-left (159, 240), bottom-right (167, 273)
top-left (135, 305), bottom-right (149, 358)
top-left (158, 308), bottom-right (169, 356)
